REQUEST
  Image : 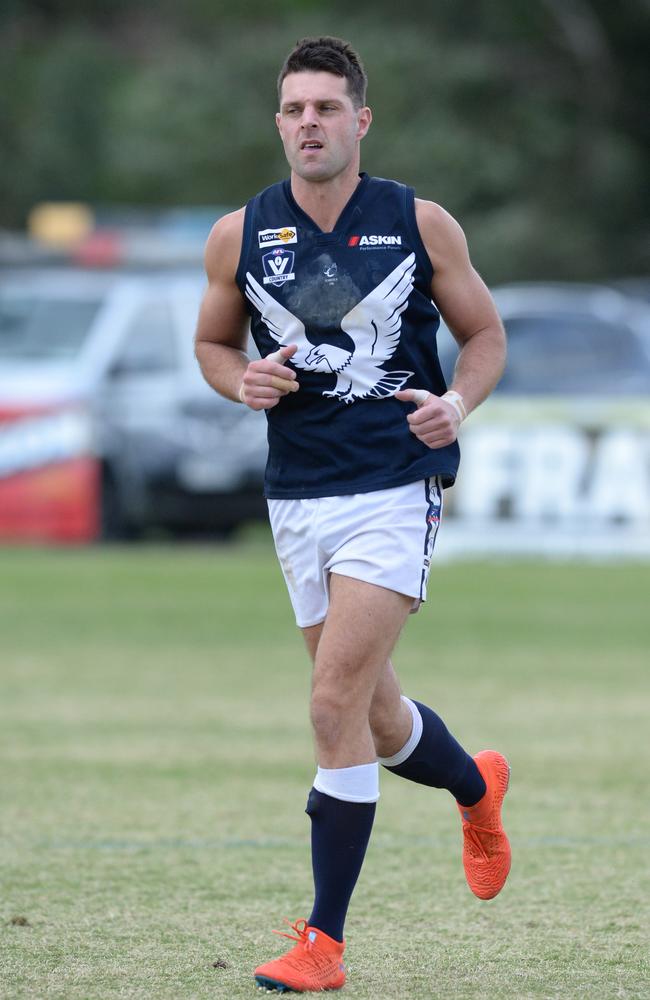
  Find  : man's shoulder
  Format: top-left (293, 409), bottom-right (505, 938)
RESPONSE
top-left (205, 207), bottom-right (245, 253)
top-left (414, 197), bottom-right (455, 225)
top-left (204, 207), bottom-right (246, 280)
top-left (414, 199), bottom-right (466, 259)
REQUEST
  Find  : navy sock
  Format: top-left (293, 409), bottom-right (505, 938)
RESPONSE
top-left (306, 788), bottom-right (376, 943)
top-left (384, 700), bottom-right (486, 806)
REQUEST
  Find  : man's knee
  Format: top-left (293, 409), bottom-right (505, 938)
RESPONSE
top-left (310, 685), bottom-right (366, 749)
top-left (310, 687), bottom-right (349, 739)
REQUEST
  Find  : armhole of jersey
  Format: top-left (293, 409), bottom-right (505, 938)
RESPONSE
top-left (234, 197), bottom-right (255, 297)
top-left (402, 185), bottom-right (434, 285)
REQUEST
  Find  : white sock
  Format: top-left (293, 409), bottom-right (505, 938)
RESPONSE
top-left (313, 762), bottom-right (380, 803)
top-left (377, 696), bottom-right (423, 767)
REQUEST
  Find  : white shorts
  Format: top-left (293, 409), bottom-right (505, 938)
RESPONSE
top-left (267, 477), bottom-right (443, 628)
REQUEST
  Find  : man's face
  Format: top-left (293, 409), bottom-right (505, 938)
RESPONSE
top-left (276, 71), bottom-right (371, 182)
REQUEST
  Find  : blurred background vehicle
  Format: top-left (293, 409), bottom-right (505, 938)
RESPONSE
top-left (0, 266), bottom-right (268, 542)
top-left (2, 265), bottom-right (649, 552)
top-left (438, 283), bottom-right (650, 394)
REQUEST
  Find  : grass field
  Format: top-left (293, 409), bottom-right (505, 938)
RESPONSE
top-left (1, 536), bottom-right (649, 999)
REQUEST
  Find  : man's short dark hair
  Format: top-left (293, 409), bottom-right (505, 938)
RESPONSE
top-left (277, 36), bottom-right (367, 109)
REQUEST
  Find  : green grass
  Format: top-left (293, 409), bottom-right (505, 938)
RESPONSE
top-left (1, 537), bottom-right (649, 999)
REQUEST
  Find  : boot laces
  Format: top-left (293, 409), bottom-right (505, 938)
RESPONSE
top-left (462, 819), bottom-right (500, 861)
top-left (273, 918), bottom-right (312, 949)
top-left (271, 919), bottom-right (339, 974)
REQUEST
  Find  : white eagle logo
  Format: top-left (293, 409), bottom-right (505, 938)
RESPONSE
top-left (245, 253), bottom-right (417, 404)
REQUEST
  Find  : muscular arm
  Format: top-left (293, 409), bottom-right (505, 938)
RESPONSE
top-left (194, 209), bottom-right (298, 409)
top-left (420, 199), bottom-right (505, 411)
top-left (396, 200), bottom-right (506, 448)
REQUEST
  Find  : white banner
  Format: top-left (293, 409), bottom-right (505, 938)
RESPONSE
top-left (0, 409), bottom-right (93, 479)
top-left (440, 398), bottom-right (650, 558)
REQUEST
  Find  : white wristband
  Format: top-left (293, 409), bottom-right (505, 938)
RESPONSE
top-left (238, 381), bottom-right (246, 404)
top-left (441, 390), bottom-right (467, 422)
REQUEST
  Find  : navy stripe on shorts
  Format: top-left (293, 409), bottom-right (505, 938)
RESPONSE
top-left (419, 476), bottom-right (443, 600)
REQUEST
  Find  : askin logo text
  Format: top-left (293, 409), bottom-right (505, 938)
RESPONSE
top-left (348, 234), bottom-right (402, 248)
top-left (258, 227), bottom-right (297, 249)
top-left (262, 248), bottom-right (295, 286)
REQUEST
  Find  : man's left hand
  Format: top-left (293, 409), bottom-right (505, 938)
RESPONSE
top-left (394, 389), bottom-right (460, 449)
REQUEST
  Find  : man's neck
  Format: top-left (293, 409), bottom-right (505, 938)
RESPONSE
top-left (290, 167), bottom-right (362, 233)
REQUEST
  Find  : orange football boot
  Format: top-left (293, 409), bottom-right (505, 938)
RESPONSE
top-left (254, 919), bottom-right (346, 993)
top-left (457, 750), bottom-right (511, 900)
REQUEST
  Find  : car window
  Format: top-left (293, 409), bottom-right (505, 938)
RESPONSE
top-left (499, 313), bottom-right (650, 394)
top-left (113, 300), bottom-right (177, 375)
top-left (0, 296), bottom-right (101, 360)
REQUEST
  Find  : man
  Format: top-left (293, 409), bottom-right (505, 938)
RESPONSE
top-left (195, 36), bottom-right (509, 994)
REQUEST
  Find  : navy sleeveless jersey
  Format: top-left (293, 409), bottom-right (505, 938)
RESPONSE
top-left (235, 173), bottom-right (460, 499)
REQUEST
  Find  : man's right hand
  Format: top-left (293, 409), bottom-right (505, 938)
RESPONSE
top-left (239, 344), bottom-right (299, 410)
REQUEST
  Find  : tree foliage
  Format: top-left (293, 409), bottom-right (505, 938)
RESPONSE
top-left (1, 0), bottom-right (647, 281)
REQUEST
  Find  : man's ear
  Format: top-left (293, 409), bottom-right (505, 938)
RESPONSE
top-left (357, 106), bottom-right (372, 141)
